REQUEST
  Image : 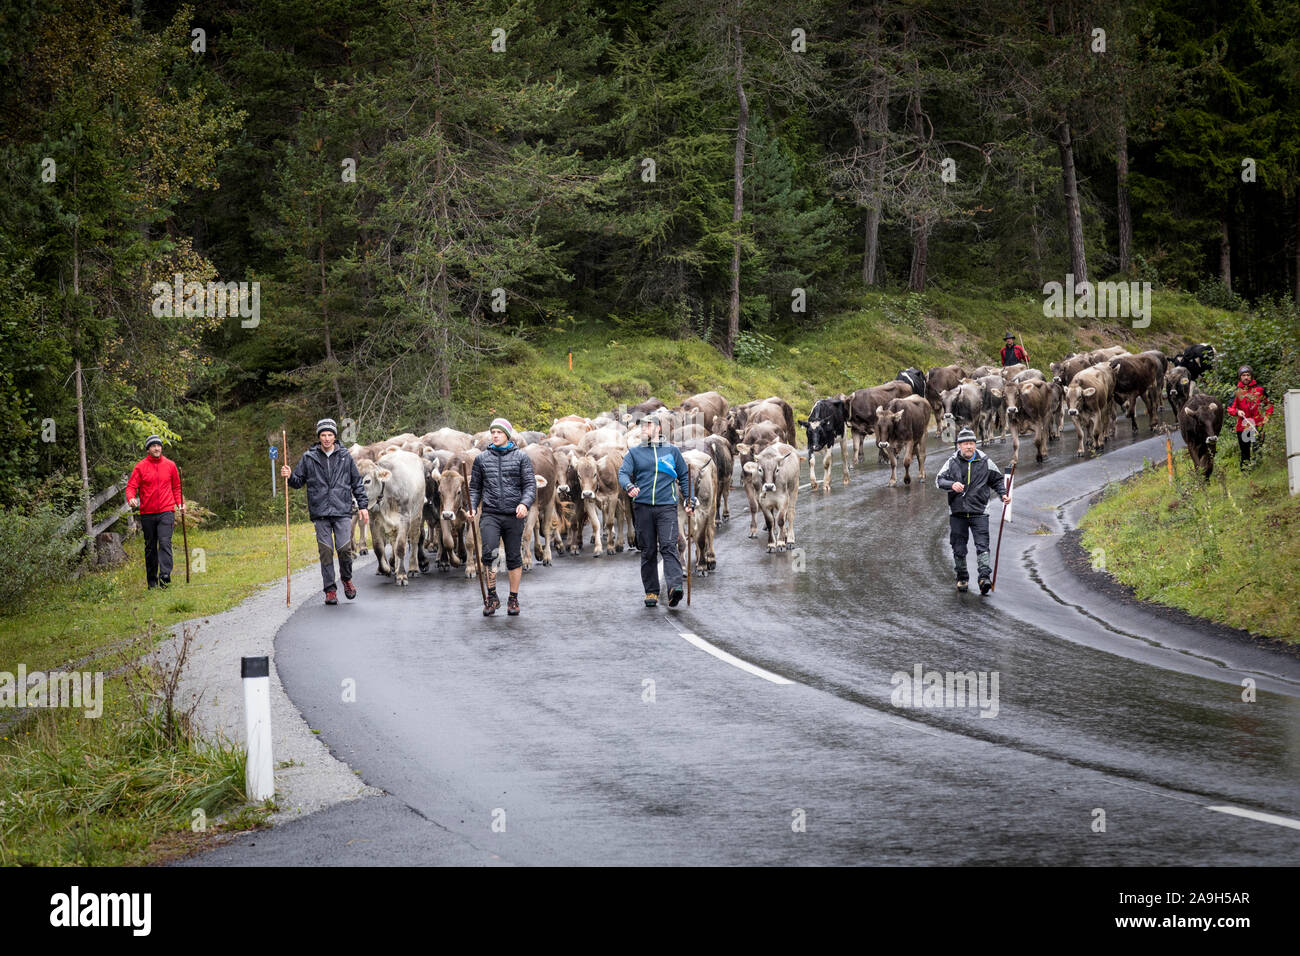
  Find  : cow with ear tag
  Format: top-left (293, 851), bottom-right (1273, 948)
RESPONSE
top-left (742, 441), bottom-right (800, 553)
top-left (1178, 392), bottom-right (1224, 478)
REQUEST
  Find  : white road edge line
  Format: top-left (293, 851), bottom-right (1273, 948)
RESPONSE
top-left (677, 632), bottom-right (794, 685)
top-left (1205, 805), bottom-right (1300, 830)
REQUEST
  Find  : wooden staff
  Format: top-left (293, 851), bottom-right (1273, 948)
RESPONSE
top-left (461, 461), bottom-right (489, 607)
top-left (177, 465), bottom-right (191, 583)
top-left (990, 461), bottom-right (1016, 592)
top-left (282, 429), bottom-right (291, 607)
top-left (686, 509), bottom-right (693, 606)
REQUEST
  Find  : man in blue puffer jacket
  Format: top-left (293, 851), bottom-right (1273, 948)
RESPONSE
top-left (935, 427), bottom-right (1009, 595)
top-left (618, 414), bottom-right (693, 608)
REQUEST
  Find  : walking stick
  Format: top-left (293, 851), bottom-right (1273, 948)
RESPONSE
top-left (686, 509), bottom-right (693, 606)
top-left (177, 465), bottom-right (191, 583)
top-left (282, 430), bottom-right (291, 607)
top-left (990, 461), bottom-right (1016, 592)
top-left (461, 462), bottom-right (489, 607)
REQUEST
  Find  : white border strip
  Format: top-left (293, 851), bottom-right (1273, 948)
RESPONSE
top-left (1205, 805), bottom-right (1300, 830)
top-left (677, 632), bottom-right (794, 685)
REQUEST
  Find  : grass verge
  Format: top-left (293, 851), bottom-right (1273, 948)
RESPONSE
top-left (1079, 416), bottom-right (1299, 643)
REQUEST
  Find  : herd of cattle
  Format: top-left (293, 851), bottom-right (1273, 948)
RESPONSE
top-left (339, 341), bottom-right (1220, 585)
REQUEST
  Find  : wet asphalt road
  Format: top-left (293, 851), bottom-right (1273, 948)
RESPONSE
top-left (186, 419), bottom-right (1300, 866)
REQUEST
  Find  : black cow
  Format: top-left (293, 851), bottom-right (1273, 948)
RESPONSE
top-left (1170, 343), bottom-right (1216, 381)
top-left (1178, 392), bottom-right (1224, 478)
top-left (897, 368), bottom-right (926, 400)
top-left (798, 396), bottom-right (851, 491)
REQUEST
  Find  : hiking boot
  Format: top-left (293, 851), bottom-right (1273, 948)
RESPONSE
top-left (487, 588), bottom-right (501, 612)
top-left (159, 577), bottom-right (169, 590)
top-left (325, 589), bottom-right (338, 605)
top-left (956, 579), bottom-right (969, 593)
top-left (483, 598), bottom-right (495, 616)
top-left (668, 586), bottom-right (684, 608)
top-left (644, 592), bottom-right (659, 608)
top-left (979, 577), bottom-right (992, 595)
top-left (342, 579), bottom-right (357, 600)
top-left (507, 594), bottom-right (520, 616)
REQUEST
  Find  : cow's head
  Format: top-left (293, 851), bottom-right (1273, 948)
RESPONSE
top-left (437, 467), bottom-right (467, 520)
top-left (1064, 384), bottom-right (1097, 416)
top-left (572, 455), bottom-right (599, 499)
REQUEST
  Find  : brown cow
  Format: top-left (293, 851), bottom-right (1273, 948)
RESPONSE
top-left (1109, 350), bottom-right (1167, 431)
top-left (873, 395), bottom-right (931, 485)
top-left (848, 381), bottom-right (913, 463)
top-left (680, 391), bottom-right (730, 435)
top-left (436, 448), bottom-right (480, 573)
top-left (521, 443), bottom-right (558, 569)
top-left (741, 442), bottom-right (800, 552)
top-left (1065, 364), bottom-right (1116, 456)
top-left (681, 434), bottom-right (733, 522)
top-left (1165, 365), bottom-right (1194, 417)
top-left (926, 365), bottom-right (967, 425)
top-left (719, 397), bottom-right (795, 448)
top-left (421, 428), bottom-right (474, 454)
top-left (1004, 378), bottom-right (1054, 463)
top-left (677, 449), bottom-right (718, 573)
top-left (1178, 392), bottom-right (1224, 478)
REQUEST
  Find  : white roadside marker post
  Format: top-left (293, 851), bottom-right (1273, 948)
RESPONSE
top-left (242, 656), bottom-right (274, 801)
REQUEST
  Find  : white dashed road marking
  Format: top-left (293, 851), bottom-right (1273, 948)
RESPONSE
top-left (676, 631), bottom-right (794, 685)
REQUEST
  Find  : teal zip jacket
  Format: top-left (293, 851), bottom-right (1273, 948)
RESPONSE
top-left (618, 440), bottom-right (692, 506)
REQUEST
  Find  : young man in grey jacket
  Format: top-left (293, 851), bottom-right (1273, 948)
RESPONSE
top-left (618, 415), bottom-right (693, 608)
top-left (935, 428), bottom-right (1009, 595)
top-left (281, 418), bottom-right (369, 605)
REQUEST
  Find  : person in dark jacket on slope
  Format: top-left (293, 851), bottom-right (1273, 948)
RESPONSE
top-left (935, 428), bottom-right (1009, 595)
top-left (281, 418), bottom-right (370, 605)
top-left (468, 418), bottom-right (536, 616)
top-left (1000, 332), bottom-right (1028, 367)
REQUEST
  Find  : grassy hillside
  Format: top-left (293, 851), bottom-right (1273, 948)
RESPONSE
top-left (182, 289), bottom-right (1226, 525)
top-left (1080, 419), bottom-right (1299, 643)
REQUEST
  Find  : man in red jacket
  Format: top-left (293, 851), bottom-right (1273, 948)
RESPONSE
top-left (1226, 364), bottom-right (1273, 470)
top-left (1000, 332), bottom-right (1028, 367)
top-left (125, 435), bottom-right (184, 589)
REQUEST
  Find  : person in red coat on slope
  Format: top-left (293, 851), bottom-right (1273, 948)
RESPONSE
top-left (125, 435), bottom-right (183, 588)
top-left (1225, 364), bottom-right (1273, 470)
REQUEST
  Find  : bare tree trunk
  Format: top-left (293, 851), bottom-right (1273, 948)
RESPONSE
top-left (727, 23), bottom-right (748, 359)
top-left (1294, 192), bottom-right (1300, 304)
top-left (319, 204), bottom-right (345, 418)
top-left (1030, 178), bottom-right (1043, 280)
top-left (1219, 210), bottom-right (1232, 292)
top-left (861, 6), bottom-right (887, 287)
top-left (1116, 122), bottom-right (1132, 274)
top-left (72, 206), bottom-right (92, 538)
top-left (907, 19), bottom-right (928, 293)
top-left (433, 5), bottom-right (452, 400)
top-left (1057, 116), bottom-right (1088, 285)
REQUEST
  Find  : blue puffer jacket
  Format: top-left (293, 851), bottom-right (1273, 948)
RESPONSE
top-left (618, 441), bottom-right (691, 507)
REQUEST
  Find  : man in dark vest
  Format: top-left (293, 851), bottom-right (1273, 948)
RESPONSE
top-left (1000, 333), bottom-right (1028, 367)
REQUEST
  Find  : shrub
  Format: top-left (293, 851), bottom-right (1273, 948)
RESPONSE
top-left (0, 505), bottom-right (80, 615)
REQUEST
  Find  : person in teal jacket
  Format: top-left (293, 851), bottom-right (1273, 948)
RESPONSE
top-left (618, 415), bottom-right (694, 608)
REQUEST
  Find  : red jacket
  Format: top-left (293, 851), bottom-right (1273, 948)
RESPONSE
top-left (125, 455), bottom-right (182, 514)
top-left (1000, 343), bottom-right (1027, 366)
top-left (1226, 380), bottom-right (1272, 433)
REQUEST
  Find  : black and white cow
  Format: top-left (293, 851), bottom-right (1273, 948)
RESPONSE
top-left (897, 368), bottom-right (926, 400)
top-left (1170, 342), bottom-right (1216, 381)
top-left (798, 395), bottom-right (850, 492)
